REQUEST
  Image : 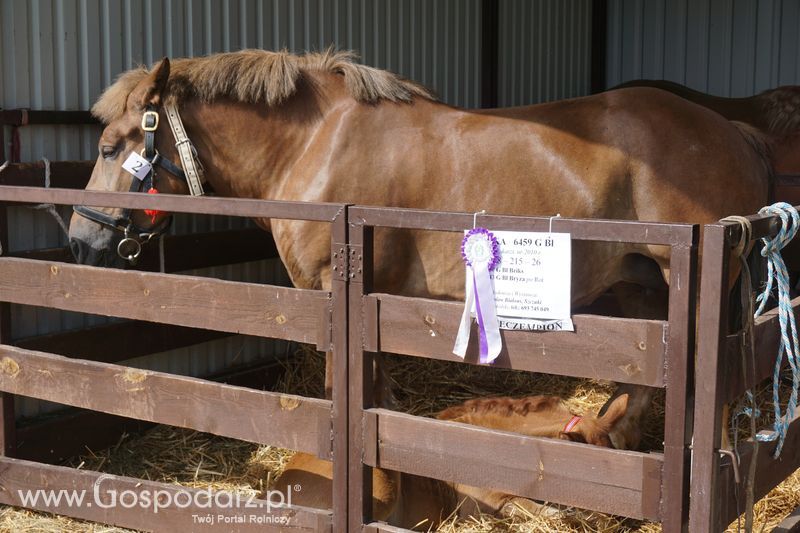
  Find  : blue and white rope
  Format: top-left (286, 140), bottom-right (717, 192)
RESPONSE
top-left (753, 202), bottom-right (800, 457)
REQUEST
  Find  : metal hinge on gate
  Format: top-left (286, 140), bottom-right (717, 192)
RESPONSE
top-left (332, 243), bottom-right (363, 282)
top-left (332, 245), bottom-right (347, 280)
top-left (348, 244), bottom-right (363, 283)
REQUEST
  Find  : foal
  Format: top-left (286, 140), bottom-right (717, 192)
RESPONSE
top-left (277, 393), bottom-right (628, 529)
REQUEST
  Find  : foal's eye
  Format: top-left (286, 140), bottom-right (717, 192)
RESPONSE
top-left (101, 145), bottom-right (119, 159)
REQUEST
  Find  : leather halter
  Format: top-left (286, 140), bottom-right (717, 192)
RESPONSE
top-left (74, 104), bottom-right (205, 261)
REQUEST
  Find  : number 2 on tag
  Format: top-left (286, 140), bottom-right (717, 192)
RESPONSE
top-left (122, 152), bottom-right (153, 181)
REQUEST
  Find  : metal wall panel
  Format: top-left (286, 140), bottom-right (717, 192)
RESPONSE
top-left (606, 0), bottom-right (800, 95)
top-left (0, 0), bottom-right (488, 417)
top-left (497, 0), bottom-right (593, 106)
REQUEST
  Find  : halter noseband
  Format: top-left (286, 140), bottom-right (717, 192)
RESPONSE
top-left (74, 104), bottom-right (206, 262)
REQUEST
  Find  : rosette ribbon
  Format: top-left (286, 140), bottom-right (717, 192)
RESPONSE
top-left (453, 228), bottom-right (502, 363)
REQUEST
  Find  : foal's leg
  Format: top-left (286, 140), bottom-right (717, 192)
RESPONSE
top-left (600, 282), bottom-right (668, 450)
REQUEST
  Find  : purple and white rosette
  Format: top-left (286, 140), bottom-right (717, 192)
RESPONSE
top-left (453, 228), bottom-right (502, 363)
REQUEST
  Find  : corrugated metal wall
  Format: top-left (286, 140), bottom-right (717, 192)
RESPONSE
top-left (606, 0), bottom-right (800, 95)
top-left (498, 0), bottom-right (592, 106)
top-left (0, 0), bottom-right (489, 418)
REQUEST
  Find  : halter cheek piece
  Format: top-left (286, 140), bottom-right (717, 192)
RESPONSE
top-left (73, 104), bottom-right (206, 262)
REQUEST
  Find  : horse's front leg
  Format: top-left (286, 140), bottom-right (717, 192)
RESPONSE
top-left (601, 281), bottom-right (668, 449)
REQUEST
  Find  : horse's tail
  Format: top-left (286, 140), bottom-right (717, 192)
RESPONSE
top-left (731, 120), bottom-right (774, 179)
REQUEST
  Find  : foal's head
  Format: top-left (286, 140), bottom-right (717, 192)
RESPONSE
top-left (437, 394), bottom-right (629, 448)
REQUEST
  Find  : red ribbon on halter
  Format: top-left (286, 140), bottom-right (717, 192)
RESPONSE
top-left (563, 415), bottom-right (582, 433)
top-left (144, 187), bottom-right (163, 223)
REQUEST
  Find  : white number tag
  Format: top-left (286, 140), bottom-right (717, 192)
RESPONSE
top-left (122, 152), bottom-right (153, 181)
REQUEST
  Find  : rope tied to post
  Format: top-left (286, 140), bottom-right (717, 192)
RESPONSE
top-left (752, 202), bottom-right (800, 458)
top-left (719, 214), bottom-right (759, 533)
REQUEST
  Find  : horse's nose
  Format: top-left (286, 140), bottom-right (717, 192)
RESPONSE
top-left (69, 238), bottom-right (86, 263)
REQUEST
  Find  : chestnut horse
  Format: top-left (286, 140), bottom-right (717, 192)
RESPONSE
top-left (278, 394), bottom-right (628, 529)
top-left (68, 49), bottom-right (771, 449)
top-left (614, 79), bottom-right (800, 177)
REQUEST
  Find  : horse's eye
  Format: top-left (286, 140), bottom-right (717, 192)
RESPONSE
top-left (101, 145), bottom-right (118, 159)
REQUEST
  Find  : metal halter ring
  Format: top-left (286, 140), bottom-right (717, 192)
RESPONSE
top-left (117, 230), bottom-right (143, 262)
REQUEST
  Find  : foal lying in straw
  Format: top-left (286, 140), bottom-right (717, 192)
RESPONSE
top-left (278, 394), bottom-right (629, 529)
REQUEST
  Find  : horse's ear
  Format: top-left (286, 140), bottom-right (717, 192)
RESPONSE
top-left (135, 57), bottom-right (171, 109)
top-left (599, 393), bottom-right (629, 429)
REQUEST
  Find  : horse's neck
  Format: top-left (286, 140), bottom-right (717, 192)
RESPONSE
top-left (452, 409), bottom-right (573, 437)
top-left (183, 75), bottom-right (352, 202)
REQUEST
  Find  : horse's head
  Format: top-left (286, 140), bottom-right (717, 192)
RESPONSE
top-left (557, 394), bottom-right (629, 447)
top-left (69, 58), bottom-right (194, 267)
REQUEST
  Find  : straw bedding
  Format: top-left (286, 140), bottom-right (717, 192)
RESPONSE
top-left (1, 345), bottom-right (798, 532)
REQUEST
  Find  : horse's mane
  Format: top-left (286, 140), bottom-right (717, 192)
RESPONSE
top-left (437, 395), bottom-right (569, 420)
top-left (757, 86), bottom-right (800, 135)
top-left (92, 48), bottom-right (435, 123)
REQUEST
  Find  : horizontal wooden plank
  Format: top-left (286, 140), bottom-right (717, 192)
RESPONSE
top-left (364, 409), bottom-right (663, 520)
top-left (10, 227), bottom-right (279, 272)
top-left (15, 360), bottom-right (285, 463)
top-left (349, 206), bottom-right (695, 246)
top-left (0, 345), bottom-right (332, 458)
top-left (369, 294), bottom-right (666, 387)
top-left (0, 185), bottom-right (345, 221)
top-left (14, 321), bottom-right (232, 364)
top-left (723, 295), bottom-right (800, 402)
top-left (0, 160), bottom-right (94, 188)
top-left (0, 258), bottom-right (328, 346)
top-left (0, 457), bottom-right (331, 532)
top-left (716, 412), bottom-right (800, 529)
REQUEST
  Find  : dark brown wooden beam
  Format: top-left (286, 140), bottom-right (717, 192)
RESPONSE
top-left (0, 456), bottom-right (331, 532)
top-left (0, 186), bottom-right (346, 222)
top-left (0, 257), bottom-right (328, 346)
top-left (0, 345), bottom-right (332, 458)
top-left (369, 293), bottom-right (667, 386)
top-left (364, 409), bottom-right (663, 520)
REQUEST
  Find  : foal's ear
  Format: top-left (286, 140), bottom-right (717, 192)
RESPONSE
top-left (599, 394), bottom-right (629, 429)
top-left (135, 57), bottom-right (171, 109)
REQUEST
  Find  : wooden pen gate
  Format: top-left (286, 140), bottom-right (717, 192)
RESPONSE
top-left (692, 212), bottom-right (800, 532)
top-left (0, 184), bottom-right (350, 532)
top-left (346, 207), bottom-right (698, 533)
top-left (0, 182), bottom-right (707, 531)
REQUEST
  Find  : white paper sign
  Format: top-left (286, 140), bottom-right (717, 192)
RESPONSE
top-left (490, 231), bottom-right (573, 331)
top-left (121, 152), bottom-right (153, 181)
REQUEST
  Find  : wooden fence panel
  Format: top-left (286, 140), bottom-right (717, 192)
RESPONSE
top-left (0, 345), bottom-right (332, 458)
top-left (363, 409), bottom-right (663, 520)
top-left (0, 258), bottom-right (329, 347)
top-left (368, 294), bottom-right (666, 386)
top-left (0, 456), bottom-right (331, 532)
